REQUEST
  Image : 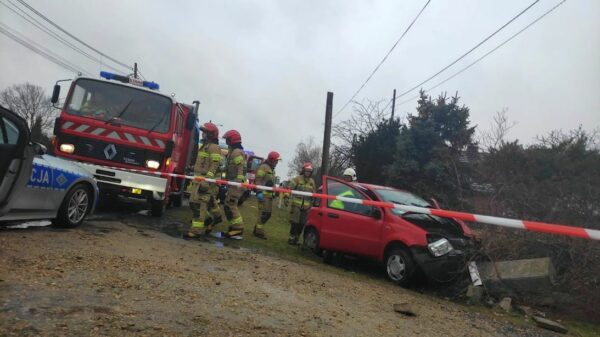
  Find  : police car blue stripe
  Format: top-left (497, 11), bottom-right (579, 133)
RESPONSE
top-left (27, 163), bottom-right (83, 191)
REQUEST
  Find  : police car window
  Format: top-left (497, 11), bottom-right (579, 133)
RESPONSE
top-left (326, 180), bottom-right (371, 216)
top-left (0, 117), bottom-right (19, 144)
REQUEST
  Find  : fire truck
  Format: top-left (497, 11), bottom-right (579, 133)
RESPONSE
top-left (50, 71), bottom-right (199, 216)
top-left (239, 154), bottom-right (263, 203)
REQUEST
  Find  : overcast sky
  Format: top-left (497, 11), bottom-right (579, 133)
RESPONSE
top-left (1, 0), bottom-right (599, 178)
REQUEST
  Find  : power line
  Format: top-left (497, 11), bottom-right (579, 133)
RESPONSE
top-left (1, 0), bottom-right (124, 75)
top-left (333, 0), bottom-right (431, 119)
top-left (390, 0), bottom-right (540, 104)
top-left (0, 23), bottom-right (85, 74)
top-left (15, 0), bottom-right (133, 72)
top-left (390, 0), bottom-right (567, 111)
top-left (0, 22), bottom-right (89, 75)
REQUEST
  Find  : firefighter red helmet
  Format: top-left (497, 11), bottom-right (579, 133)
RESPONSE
top-left (267, 151), bottom-right (280, 162)
top-left (200, 122), bottom-right (219, 140)
top-left (303, 162), bottom-right (313, 172)
top-left (222, 130), bottom-right (242, 145)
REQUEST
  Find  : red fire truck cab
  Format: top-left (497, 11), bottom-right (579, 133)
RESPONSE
top-left (50, 71), bottom-right (199, 216)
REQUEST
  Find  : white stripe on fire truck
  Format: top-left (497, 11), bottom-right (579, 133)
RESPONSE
top-left (139, 136), bottom-right (151, 146)
top-left (75, 124), bottom-right (89, 132)
top-left (155, 139), bottom-right (165, 149)
top-left (91, 127), bottom-right (105, 135)
top-left (124, 133), bottom-right (136, 143)
top-left (62, 121), bottom-right (74, 129)
top-left (107, 131), bottom-right (121, 140)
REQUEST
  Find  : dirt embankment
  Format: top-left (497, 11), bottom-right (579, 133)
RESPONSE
top-left (1, 219), bottom-right (561, 336)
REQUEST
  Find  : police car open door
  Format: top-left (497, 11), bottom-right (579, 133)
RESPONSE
top-left (0, 105), bottom-right (29, 210)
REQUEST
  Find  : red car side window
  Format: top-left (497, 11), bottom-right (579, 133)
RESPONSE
top-left (326, 180), bottom-right (372, 216)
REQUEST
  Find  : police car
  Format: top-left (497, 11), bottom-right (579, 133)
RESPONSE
top-left (0, 105), bottom-right (98, 227)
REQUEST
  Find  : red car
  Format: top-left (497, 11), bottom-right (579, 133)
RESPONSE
top-left (303, 176), bottom-right (476, 286)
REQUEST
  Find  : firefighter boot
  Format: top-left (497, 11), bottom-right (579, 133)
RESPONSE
top-left (203, 217), bottom-right (215, 235)
top-left (223, 226), bottom-right (243, 239)
top-left (187, 219), bottom-right (205, 238)
top-left (288, 222), bottom-right (301, 245)
top-left (253, 224), bottom-right (266, 239)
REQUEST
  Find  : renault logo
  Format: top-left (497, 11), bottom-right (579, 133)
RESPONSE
top-left (104, 144), bottom-right (117, 160)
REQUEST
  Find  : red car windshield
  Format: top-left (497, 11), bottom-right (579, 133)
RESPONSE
top-left (65, 79), bottom-right (171, 133)
top-left (374, 189), bottom-right (431, 208)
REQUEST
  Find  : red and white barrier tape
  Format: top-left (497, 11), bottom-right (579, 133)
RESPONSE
top-left (94, 164), bottom-right (600, 241)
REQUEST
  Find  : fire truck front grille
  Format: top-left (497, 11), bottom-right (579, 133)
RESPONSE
top-left (94, 175), bottom-right (122, 184)
top-left (59, 134), bottom-right (163, 167)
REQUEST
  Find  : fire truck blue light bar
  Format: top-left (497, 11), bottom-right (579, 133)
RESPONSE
top-left (99, 71), bottom-right (160, 90)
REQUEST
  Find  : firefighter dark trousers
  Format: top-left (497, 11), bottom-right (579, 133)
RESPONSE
top-left (224, 186), bottom-right (244, 235)
top-left (254, 193), bottom-right (273, 237)
top-left (289, 204), bottom-right (309, 243)
top-left (189, 181), bottom-right (221, 234)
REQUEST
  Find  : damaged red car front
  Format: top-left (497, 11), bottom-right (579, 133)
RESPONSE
top-left (304, 176), bottom-right (477, 286)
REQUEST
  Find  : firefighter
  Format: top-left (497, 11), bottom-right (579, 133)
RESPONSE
top-left (221, 130), bottom-right (246, 239)
top-left (81, 91), bottom-right (111, 118)
top-left (288, 162), bottom-right (316, 245)
top-left (342, 168), bottom-right (357, 182)
top-left (187, 122), bottom-right (223, 238)
top-left (253, 151), bottom-right (280, 239)
top-left (330, 168), bottom-right (359, 210)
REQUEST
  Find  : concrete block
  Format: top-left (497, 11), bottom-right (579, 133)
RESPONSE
top-left (478, 257), bottom-right (556, 296)
top-left (533, 316), bottom-right (568, 334)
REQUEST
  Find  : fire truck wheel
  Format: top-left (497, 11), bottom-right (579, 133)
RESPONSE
top-left (150, 199), bottom-right (166, 217)
top-left (171, 193), bottom-right (183, 207)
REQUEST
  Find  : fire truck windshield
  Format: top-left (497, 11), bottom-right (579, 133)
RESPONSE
top-left (65, 79), bottom-right (171, 133)
top-left (248, 157), bottom-right (263, 172)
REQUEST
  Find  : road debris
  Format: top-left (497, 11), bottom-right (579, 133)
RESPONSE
top-left (498, 297), bottom-right (512, 312)
top-left (393, 303), bottom-right (417, 317)
top-left (532, 316), bottom-right (568, 334)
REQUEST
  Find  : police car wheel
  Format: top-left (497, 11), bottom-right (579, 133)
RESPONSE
top-left (53, 184), bottom-right (92, 228)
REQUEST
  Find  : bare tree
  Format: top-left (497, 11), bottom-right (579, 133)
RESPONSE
top-left (0, 82), bottom-right (55, 134)
top-left (536, 126), bottom-right (599, 150)
top-left (288, 137), bottom-right (322, 177)
top-left (332, 99), bottom-right (389, 146)
top-left (332, 99), bottom-right (390, 167)
top-left (477, 108), bottom-right (516, 151)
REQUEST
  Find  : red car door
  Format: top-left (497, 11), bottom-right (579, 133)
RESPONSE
top-left (320, 176), bottom-right (384, 258)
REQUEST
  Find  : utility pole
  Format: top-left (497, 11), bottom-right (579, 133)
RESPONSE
top-left (134, 62), bottom-right (138, 79)
top-left (321, 92), bottom-right (334, 176)
top-left (390, 88), bottom-right (396, 121)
